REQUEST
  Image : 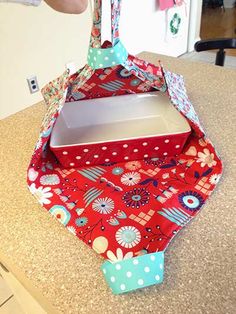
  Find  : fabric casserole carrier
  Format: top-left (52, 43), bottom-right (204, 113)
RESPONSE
top-left (27, 0), bottom-right (223, 295)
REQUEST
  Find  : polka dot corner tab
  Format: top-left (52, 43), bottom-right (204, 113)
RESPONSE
top-left (101, 251), bottom-right (165, 294)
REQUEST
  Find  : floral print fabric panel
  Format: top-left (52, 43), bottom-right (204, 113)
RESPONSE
top-left (27, 0), bottom-right (223, 291)
top-left (28, 65), bottom-right (223, 261)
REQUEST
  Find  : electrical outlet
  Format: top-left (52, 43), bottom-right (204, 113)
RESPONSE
top-left (65, 61), bottom-right (77, 75)
top-left (27, 76), bottom-right (39, 94)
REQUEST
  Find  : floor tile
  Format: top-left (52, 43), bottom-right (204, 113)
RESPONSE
top-left (0, 276), bottom-right (13, 306)
top-left (0, 296), bottom-right (25, 314)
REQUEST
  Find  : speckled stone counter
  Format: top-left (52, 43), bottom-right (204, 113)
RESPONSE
top-left (0, 53), bottom-right (235, 314)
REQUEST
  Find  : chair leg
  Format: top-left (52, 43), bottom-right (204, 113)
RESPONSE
top-left (215, 49), bottom-right (225, 66)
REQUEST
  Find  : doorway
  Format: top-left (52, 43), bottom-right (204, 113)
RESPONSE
top-left (200, 0), bottom-right (236, 56)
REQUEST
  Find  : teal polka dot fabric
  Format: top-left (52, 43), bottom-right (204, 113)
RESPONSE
top-left (87, 40), bottom-right (128, 69)
top-left (101, 251), bottom-right (164, 294)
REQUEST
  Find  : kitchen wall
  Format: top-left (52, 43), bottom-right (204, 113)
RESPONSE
top-left (102, 0), bottom-right (192, 56)
top-left (0, 0), bottom-right (202, 120)
top-left (0, 2), bottom-right (92, 119)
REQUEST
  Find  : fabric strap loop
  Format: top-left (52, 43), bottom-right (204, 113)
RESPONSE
top-left (87, 40), bottom-right (128, 69)
top-left (89, 0), bottom-right (122, 49)
top-left (101, 251), bottom-right (164, 294)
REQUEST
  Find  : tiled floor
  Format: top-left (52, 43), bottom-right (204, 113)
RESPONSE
top-left (0, 275), bottom-right (24, 314)
top-left (180, 51), bottom-right (236, 69)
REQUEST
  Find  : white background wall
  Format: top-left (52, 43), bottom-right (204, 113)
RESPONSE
top-left (102, 0), bottom-right (191, 56)
top-left (0, 0), bottom-right (202, 120)
top-left (0, 2), bottom-right (92, 119)
top-left (224, 0), bottom-right (235, 8)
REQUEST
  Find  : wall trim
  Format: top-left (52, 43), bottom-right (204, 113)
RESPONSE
top-left (224, 0), bottom-right (235, 8)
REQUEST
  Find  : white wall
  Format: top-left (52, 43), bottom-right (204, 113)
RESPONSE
top-left (0, 2), bottom-right (92, 119)
top-left (102, 0), bottom-right (191, 57)
top-left (0, 0), bottom-right (201, 119)
top-left (188, 0), bottom-right (203, 52)
top-left (224, 0), bottom-right (235, 8)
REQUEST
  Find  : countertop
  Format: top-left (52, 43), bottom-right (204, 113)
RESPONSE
top-left (0, 53), bottom-right (235, 314)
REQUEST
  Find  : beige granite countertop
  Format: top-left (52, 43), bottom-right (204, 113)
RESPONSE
top-left (0, 53), bottom-right (235, 314)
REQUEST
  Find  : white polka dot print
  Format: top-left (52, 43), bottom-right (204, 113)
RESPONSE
top-left (124, 156), bottom-right (129, 160)
top-left (154, 147), bottom-right (159, 150)
top-left (94, 155), bottom-right (99, 158)
top-left (110, 276), bottom-right (115, 282)
top-left (99, 64), bottom-right (103, 68)
top-left (123, 144), bottom-right (128, 148)
top-left (144, 267), bottom-right (150, 273)
top-left (144, 154), bottom-right (148, 158)
top-left (110, 49), bottom-right (114, 54)
top-left (120, 284), bottom-right (126, 291)
top-left (76, 156), bottom-right (81, 160)
top-left (138, 279), bottom-right (144, 286)
top-left (155, 274), bottom-right (160, 281)
top-left (83, 148), bottom-right (89, 153)
top-left (115, 264), bottom-right (121, 270)
top-left (163, 152), bottom-right (168, 156)
top-left (62, 151), bottom-right (68, 155)
top-left (105, 56), bottom-right (109, 60)
top-left (150, 255), bottom-right (156, 261)
top-left (165, 139), bottom-right (170, 143)
top-left (160, 264), bottom-right (163, 270)
top-left (175, 145), bottom-right (180, 149)
top-left (102, 146), bottom-right (107, 150)
top-left (86, 161), bottom-right (90, 165)
top-left (105, 159), bottom-right (110, 162)
top-left (112, 61), bottom-right (116, 65)
top-left (98, 50), bottom-right (102, 55)
top-left (94, 56), bottom-right (96, 61)
top-left (142, 142), bottom-right (148, 146)
top-left (133, 149), bottom-right (138, 153)
top-left (102, 268), bottom-right (106, 274)
top-left (112, 152), bottom-right (117, 156)
top-left (126, 271), bottom-right (132, 278)
top-left (133, 259), bottom-right (139, 265)
top-left (70, 163), bottom-right (75, 166)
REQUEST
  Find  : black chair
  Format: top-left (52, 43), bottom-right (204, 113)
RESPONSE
top-left (194, 38), bottom-right (236, 66)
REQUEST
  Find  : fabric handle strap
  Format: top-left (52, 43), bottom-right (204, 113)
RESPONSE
top-left (88, 0), bottom-right (128, 69)
top-left (89, 0), bottom-right (122, 48)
